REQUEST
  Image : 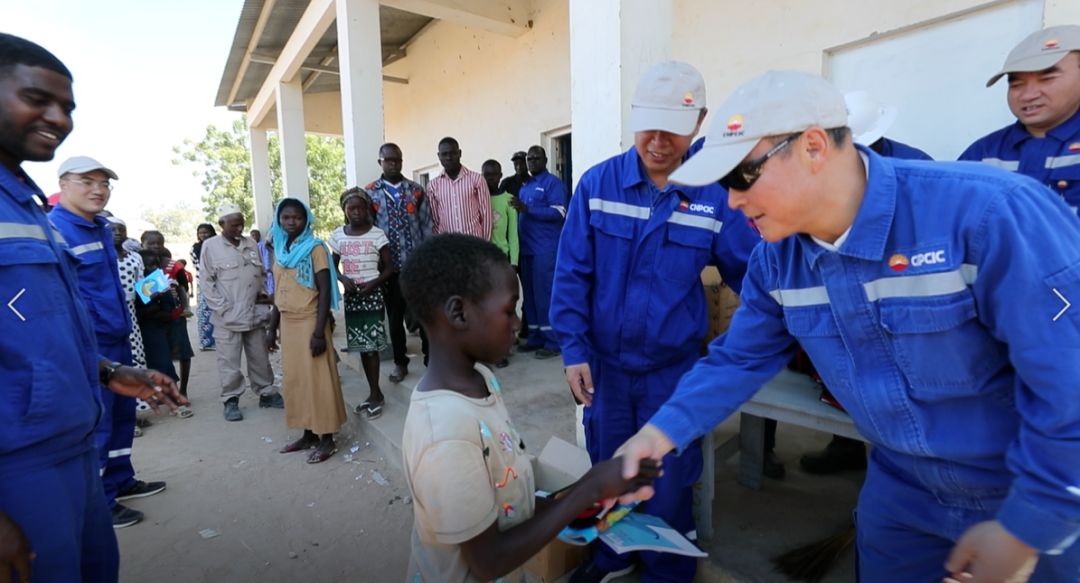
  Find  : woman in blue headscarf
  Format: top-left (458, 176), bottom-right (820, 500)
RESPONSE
top-left (265, 198), bottom-right (346, 463)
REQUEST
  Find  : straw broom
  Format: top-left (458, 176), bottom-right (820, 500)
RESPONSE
top-left (771, 522), bottom-right (855, 583)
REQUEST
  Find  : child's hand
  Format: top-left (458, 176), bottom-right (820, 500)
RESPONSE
top-left (339, 276), bottom-right (358, 294)
top-left (265, 328), bottom-right (279, 353)
top-left (310, 333), bottom-right (327, 357)
top-left (580, 457), bottom-right (661, 503)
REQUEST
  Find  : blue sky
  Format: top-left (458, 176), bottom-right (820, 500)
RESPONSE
top-left (7, 0), bottom-right (244, 223)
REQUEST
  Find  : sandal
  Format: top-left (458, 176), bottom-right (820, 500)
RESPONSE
top-left (306, 446), bottom-right (337, 464)
top-left (173, 405), bottom-right (194, 419)
top-left (363, 401), bottom-right (384, 421)
top-left (280, 436), bottom-right (318, 454)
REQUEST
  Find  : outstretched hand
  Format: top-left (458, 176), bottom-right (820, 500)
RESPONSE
top-left (580, 457), bottom-right (662, 504)
top-left (0, 513), bottom-right (32, 583)
top-left (108, 366), bottom-right (188, 414)
top-left (943, 521), bottom-right (1037, 583)
top-left (613, 424), bottom-right (676, 504)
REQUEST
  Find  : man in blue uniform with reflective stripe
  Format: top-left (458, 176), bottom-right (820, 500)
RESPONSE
top-left (0, 34), bottom-right (186, 582)
top-left (516, 145), bottom-right (567, 359)
top-left (960, 25), bottom-right (1080, 218)
top-left (50, 156), bottom-right (167, 529)
top-left (551, 61), bottom-right (760, 583)
top-left (617, 70), bottom-right (1080, 582)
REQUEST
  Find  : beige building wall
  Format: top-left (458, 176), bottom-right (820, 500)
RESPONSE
top-left (380, 0), bottom-right (571, 184)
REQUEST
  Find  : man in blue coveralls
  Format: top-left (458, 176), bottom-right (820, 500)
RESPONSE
top-left (616, 70), bottom-right (1080, 582)
top-left (551, 61), bottom-right (761, 583)
top-left (516, 145), bottom-right (567, 360)
top-left (50, 155), bottom-right (168, 529)
top-left (0, 34), bottom-right (187, 582)
top-left (960, 25), bottom-right (1080, 219)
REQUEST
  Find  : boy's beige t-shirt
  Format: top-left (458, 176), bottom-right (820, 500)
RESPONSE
top-left (403, 365), bottom-right (535, 583)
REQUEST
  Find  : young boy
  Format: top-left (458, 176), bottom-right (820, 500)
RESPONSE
top-left (481, 159), bottom-right (519, 368)
top-left (399, 234), bottom-right (658, 582)
top-left (142, 230), bottom-right (195, 400)
top-left (617, 71), bottom-right (1080, 582)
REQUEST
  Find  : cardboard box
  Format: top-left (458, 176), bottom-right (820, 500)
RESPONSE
top-left (700, 266), bottom-right (740, 348)
top-left (523, 438), bottom-right (592, 583)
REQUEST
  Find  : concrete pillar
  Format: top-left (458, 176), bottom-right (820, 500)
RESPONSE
top-left (275, 79), bottom-right (310, 203)
top-left (248, 126), bottom-right (274, 232)
top-left (336, 0), bottom-right (385, 187)
top-left (569, 0), bottom-right (672, 185)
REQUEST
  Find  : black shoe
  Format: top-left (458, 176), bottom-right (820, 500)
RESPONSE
top-left (568, 560), bottom-right (634, 583)
top-left (112, 504), bottom-right (144, 529)
top-left (518, 344), bottom-right (541, 353)
top-left (494, 358), bottom-right (510, 368)
top-left (799, 436), bottom-right (867, 475)
top-left (223, 398), bottom-right (243, 421)
top-left (116, 480), bottom-right (166, 501)
top-left (389, 364), bottom-right (408, 383)
top-left (763, 451), bottom-right (786, 480)
top-left (534, 348), bottom-right (561, 360)
top-left (259, 393), bottom-right (285, 408)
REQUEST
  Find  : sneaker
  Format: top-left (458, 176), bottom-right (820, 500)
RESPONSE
top-left (534, 348), bottom-right (561, 360)
top-left (117, 480), bottom-right (166, 501)
top-left (568, 561), bottom-right (634, 583)
top-left (763, 450), bottom-right (786, 480)
top-left (259, 393), bottom-right (285, 408)
top-left (112, 504), bottom-right (144, 529)
top-left (223, 398), bottom-right (243, 421)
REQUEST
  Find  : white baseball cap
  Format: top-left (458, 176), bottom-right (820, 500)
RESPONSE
top-left (629, 61), bottom-right (707, 136)
top-left (845, 91), bottom-right (897, 147)
top-left (58, 155), bottom-right (118, 179)
top-left (671, 70), bottom-right (848, 186)
top-left (217, 203), bottom-right (243, 220)
top-left (986, 25), bottom-right (1080, 87)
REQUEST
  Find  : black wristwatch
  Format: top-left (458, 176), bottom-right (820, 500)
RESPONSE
top-left (100, 361), bottom-right (123, 386)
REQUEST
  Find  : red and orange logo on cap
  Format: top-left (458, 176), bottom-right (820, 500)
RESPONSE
top-left (1043, 38), bottom-right (1060, 50)
top-left (888, 254), bottom-right (909, 272)
top-left (1069, 142), bottom-right (1080, 153)
top-left (727, 115), bottom-right (744, 132)
top-left (683, 92), bottom-right (695, 106)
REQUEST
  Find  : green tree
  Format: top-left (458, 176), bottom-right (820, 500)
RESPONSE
top-left (141, 201), bottom-right (202, 251)
top-left (174, 116), bottom-right (346, 237)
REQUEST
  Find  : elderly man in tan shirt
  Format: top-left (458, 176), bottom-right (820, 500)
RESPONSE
top-left (199, 204), bottom-right (283, 421)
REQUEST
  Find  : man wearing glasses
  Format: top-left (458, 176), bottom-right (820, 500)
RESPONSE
top-left (616, 70), bottom-right (1080, 582)
top-left (550, 61), bottom-right (760, 583)
top-left (51, 156), bottom-right (166, 528)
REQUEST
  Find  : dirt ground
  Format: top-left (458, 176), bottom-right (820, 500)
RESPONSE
top-left (116, 324), bottom-right (413, 583)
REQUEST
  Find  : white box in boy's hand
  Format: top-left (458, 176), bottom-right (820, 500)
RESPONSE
top-left (525, 437), bottom-right (591, 583)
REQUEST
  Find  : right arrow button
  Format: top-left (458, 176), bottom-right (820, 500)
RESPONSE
top-left (1052, 288), bottom-right (1071, 322)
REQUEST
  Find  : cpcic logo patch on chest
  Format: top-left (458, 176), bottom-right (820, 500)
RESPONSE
top-left (888, 246), bottom-right (949, 273)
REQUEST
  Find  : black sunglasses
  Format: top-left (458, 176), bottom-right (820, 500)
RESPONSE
top-left (718, 132), bottom-right (802, 191)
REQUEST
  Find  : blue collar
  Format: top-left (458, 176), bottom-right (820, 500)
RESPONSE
top-left (49, 204), bottom-right (109, 229)
top-left (798, 146), bottom-right (897, 267)
top-left (0, 164), bottom-right (44, 204)
top-left (1000, 108), bottom-right (1080, 150)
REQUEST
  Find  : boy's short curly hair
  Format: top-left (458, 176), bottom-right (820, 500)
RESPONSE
top-left (400, 234), bottom-right (510, 326)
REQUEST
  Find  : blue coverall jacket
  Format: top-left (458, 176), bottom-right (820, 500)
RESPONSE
top-left (518, 169), bottom-right (568, 256)
top-left (0, 167), bottom-right (102, 474)
top-left (48, 205), bottom-right (131, 346)
top-left (550, 147), bottom-right (761, 371)
top-left (650, 148), bottom-right (1080, 554)
top-left (960, 108), bottom-right (1080, 218)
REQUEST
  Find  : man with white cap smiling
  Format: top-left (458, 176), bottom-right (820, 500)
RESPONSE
top-left (612, 69), bottom-right (1080, 582)
top-left (50, 155), bottom-right (170, 528)
top-left (960, 25), bottom-right (1080, 218)
top-left (550, 61), bottom-right (760, 583)
top-left (199, 203), bottom-right (283, 422)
